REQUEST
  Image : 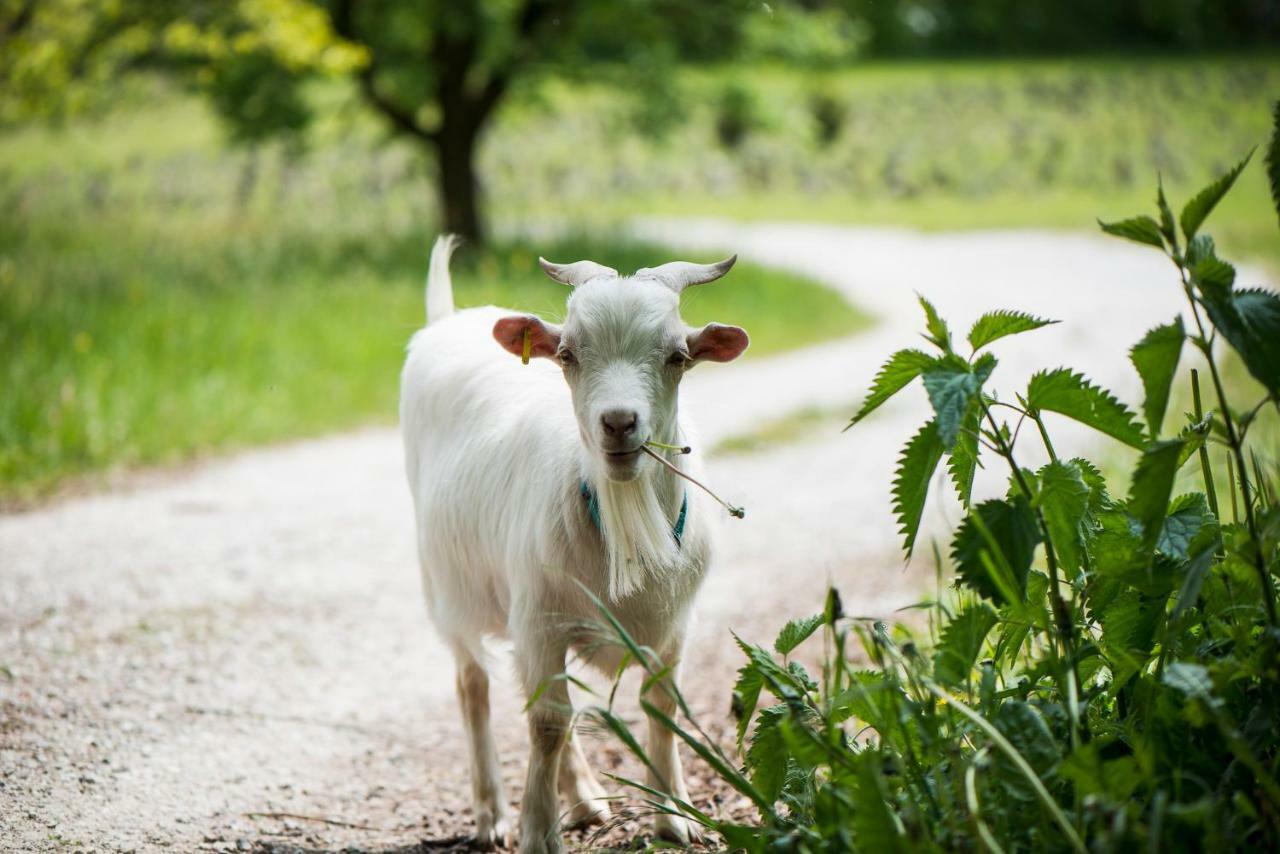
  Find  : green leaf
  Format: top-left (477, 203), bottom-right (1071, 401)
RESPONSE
top-left (1026, 368), bottom-right (1145, 448)
top-left (731, 661), bottom-right (764, 749)
top-left (829, 670), bottom-right (892, 728)
top-left (746, 704), bottom-right (789, 804)
top-left (918, 294), bottom-right (952, 352)
top-left (1129, 317), bottom-right (1184, 438)
top-left (1157, 493), bottom-right (1214, 561)
top-left (1191, 250), bottom-right (1236, 298)
top-left (1180, 150), bottom-right (1253, 242)
top-left (893, 420), bottom-right (946, 556)
top-left (952, 496), bottom-right (1041, 603)
top-left (921, 354), bottom-right (995, 448)
top-left (1036, 460), bottom-right (1092, 578)
top-left (1128, 439), bottom-right (1186, 560)
top-left (1163, 661), bottom-right (1214, 702)
top-left (1268, 100), bottom-right (1280, 232)
top-left (849, 349), bottom-right (938, 426)
top-left (1098, 214), bottom-right (1166, 249)
top-left (967, 310), bottom-right (1058, 352)
top-left (990, 700), bottom-right (1062, 805)
top-left (1099, 590), bottom-right (1162, 688)
top-left (933, 603), bottom-right (998, 686)
top-left (851, 754), bottom-right (907, 852)
top-left (947, 400), bottom-right (983, 507)
top-left (1199, 287), bottom-right (1280, 396)
top-left (1157, 175), bottom-right (1178, 251)
top-left (774, 614), bottom-right (824, 656)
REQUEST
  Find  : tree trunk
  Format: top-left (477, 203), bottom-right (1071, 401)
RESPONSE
top-left (435, 123), bottom-right (483, 243)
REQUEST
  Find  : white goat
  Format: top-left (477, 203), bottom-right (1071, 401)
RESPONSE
top-left (400, 235), bottom-right (748, 854)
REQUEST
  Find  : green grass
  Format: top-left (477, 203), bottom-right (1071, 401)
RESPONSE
top-left (0, 207), bottom-right (863, 503)
top-left (492, 55), bottom-right (1280, 270)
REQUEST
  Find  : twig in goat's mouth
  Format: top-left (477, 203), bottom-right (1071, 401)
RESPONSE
top-left (640, 442), bottom-right (745, 519)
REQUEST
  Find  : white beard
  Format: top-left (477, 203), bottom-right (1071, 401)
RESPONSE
top-left (595, 472), bottom-right (684, 601)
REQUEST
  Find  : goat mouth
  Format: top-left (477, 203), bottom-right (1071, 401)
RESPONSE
top-left (604, 448), bottom-right (642, 460)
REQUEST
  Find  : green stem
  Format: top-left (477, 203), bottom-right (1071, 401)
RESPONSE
top-left (1190, 369), bottom-right (1221, 521)
top-left (1032, 413), bottom-right (1058, 463)
top-left (981, 404), bottom-right (1087, 748)
top-left (1179, 270), bottom-right (1277, 625)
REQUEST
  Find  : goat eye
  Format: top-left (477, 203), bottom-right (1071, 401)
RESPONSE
top-left (557, 350), bottom-right (577, 367)
top-left (667, 352), bottom-right (689, 368)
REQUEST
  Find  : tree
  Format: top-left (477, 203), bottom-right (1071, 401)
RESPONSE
top-left (0, 0), bottom-right (766, 242)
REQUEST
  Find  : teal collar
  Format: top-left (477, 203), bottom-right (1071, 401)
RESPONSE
top-left (579, 481), bottom-right (688, 547)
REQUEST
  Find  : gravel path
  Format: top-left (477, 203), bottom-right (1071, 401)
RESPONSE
top-left (2, 222), bottom-right (1266, 852)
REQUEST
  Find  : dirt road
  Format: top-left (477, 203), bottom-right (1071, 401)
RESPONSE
top-left (2, 222), bottom-right (1255, 852)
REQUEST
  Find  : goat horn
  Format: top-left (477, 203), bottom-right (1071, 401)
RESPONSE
top-left (538, 258), bottom-right (618, 287)
top-left (636, 255), bottom-right (738, 292)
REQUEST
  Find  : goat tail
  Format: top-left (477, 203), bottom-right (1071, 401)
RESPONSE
top-left (425, 234), bottom-right (460, 325)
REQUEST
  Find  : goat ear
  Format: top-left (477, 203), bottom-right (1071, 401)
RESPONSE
top-left (687, 323), bottom-right (749, 363)
top-left (493, 315), bottom-right (561, 359)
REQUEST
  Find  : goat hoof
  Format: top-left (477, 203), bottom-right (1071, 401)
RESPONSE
top-left (474, 814), bottom-right (512, 850)
top-left (655, 813), bottom-right (704, 846)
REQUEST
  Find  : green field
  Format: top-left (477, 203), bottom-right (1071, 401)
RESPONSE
top-left (493, 56), bottom-right (1279, 268)
top-left (3, 54), bottom-right (1277, 502)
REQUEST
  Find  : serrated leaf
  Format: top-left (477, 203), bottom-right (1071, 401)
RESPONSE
top-left (1163, 661), bottom-right (1214, 701)
top-left (1036, 460), bottom-right (1092, 578)
top-left (746, 704), bottom-right (788, 804)
top-left (1268, 100), bottom-right (1280, 232)
top-left (1099, 590), bottom-right (1162, 688)
top-left (1129, 317), bottom-right (1184, 438)
top-left (1157, 493), bottom-right (1213, 561)
top-left (1191, 252), bottom-right (1236, 298)
top-left (948, 400), bottom-right (983, 507)
top-left (918, 294), bottom-right (952, 351)
top-left (1200, 287), bottom-right (1280, 396)
top-left (893, 420), bottom-right (946, 556)
top-left (932, 603), bottom-right (998, 685)
top-left (850, 349), bottom-right (938, 426)
top-left (1180, 150), bottom-right (1253, 242)
top-left (829, 670), bottom-right (891, 728)
top-left (921, 354), bottom-right (994, 448)
top-left (990, 700), bottom-right (1061, 805)
top-left (1128, 439), bottom-right (1186, 560)
top-left (1026, 368), bottom-right (1146, 448)
top-left (952, 496), bottom-right (1041, 603)
top-left (731, 662), bottom-right (764, 749)
top-left (1098, 215), bottom-right (1165, 249)
top-left (967, 310), bottom-right (1058, 351)
top-left (774, 614), bottom-right (823, 656)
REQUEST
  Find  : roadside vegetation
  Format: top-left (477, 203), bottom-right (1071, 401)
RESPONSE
top-left (0, 203), bottom-right (857, 503)
top-left (497, 56), bottom-right (1280, 270)
top-left (588, 113), bottom-right (1280, 850)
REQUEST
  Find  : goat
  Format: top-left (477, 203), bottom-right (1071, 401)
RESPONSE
top-left (400, 235), bottom-right (748, 853)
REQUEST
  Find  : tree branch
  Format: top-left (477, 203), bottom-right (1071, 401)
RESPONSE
top-left (330, 0), bottom-right (437, 144)
top-left (470, 0), bottom-right (572, 126)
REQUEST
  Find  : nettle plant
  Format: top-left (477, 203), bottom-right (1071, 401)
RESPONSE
top-left (588, 121), bottom-right (1280, 851)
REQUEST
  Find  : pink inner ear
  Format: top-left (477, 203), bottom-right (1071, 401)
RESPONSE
top-left (689, 323), bottom-right (749, 363)
top-left (493, 315), bottom-right (560, 358)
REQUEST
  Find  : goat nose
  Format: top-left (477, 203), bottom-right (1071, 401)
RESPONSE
top-left (600, 408), bottom-right (639, 438)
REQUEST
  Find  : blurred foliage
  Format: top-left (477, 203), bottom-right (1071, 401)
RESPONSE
top-left (3, 1), bottom-right (1273, 237)
top-left (0, 89), bottom-right (863, 501)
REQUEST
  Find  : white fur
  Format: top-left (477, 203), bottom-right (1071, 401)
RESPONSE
top-left (400, 236), bottom-right (741, 853)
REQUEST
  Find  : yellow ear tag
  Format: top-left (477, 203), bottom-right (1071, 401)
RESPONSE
top-left (521, 328), bottom-right (532, 365)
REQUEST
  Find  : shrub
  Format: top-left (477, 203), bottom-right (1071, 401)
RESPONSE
top-left (588, 107), bottom-right (1280, 850)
